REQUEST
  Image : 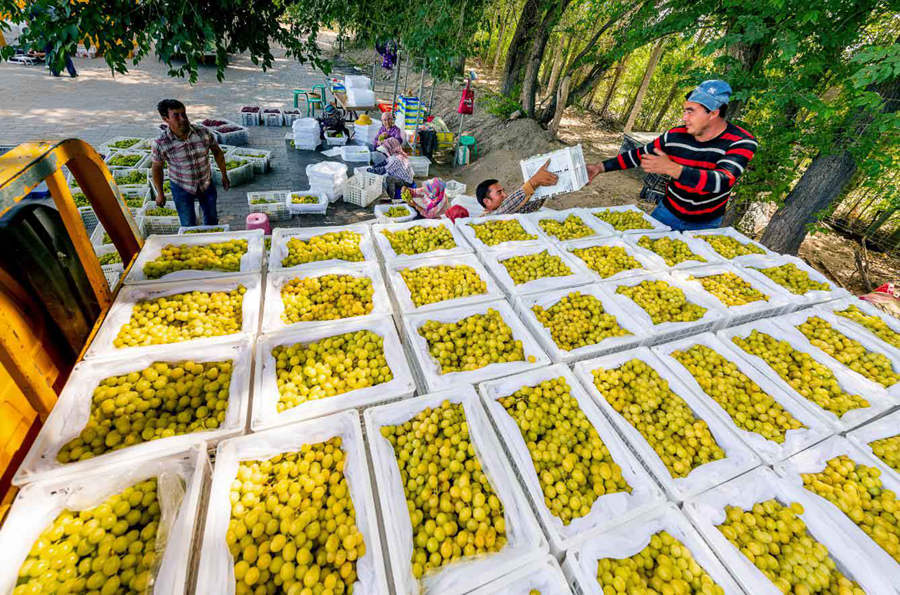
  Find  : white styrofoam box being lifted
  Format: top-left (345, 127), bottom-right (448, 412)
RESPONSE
top-left (817, 296), bottom-right (900, 351)
top-left (562, 235), bottom-right (665, 284)
top-left (527, 207), bottom-right (617, 243)
top-left (586, 204), bottom-right (671, 234)
top-left (477, 365), bottom-right (665, 556)
top-left (736, 253), bottom-right (852, 308)
top-left (683, 466), bottom-right (894, 595)
top-left (520, 144), bottom-right (588, 200)
top-left (623, 230), bottom-right (723, 270)
top-left (1, 445), bottom-right (209, 595)
top-left (14, 339), bottom-right (252, 486)
top-left (652, 333), bottom-right (834, 465)
top-left (482, 241), bottom-right (594, 298)
top-left (196, 411), bottom-right (390, 594)
top-left (268, 223), bottom-right (378, 272)
top-left (684, 226), bottom-right (776, 262)
top-left (469, 555), bottom-right (570, 595)
top-left (455, 213), bottom-right (544, 253)
top-left (363, 385), bottom-right (547, 595)
top-left (124, 229), bottom-right (264, 285)
top-left (372, 218), bottom-right (473, 262)
top-left (846, 409), bottom-right (900, 483)
top-left (716, 318), bottom-right (897, 432)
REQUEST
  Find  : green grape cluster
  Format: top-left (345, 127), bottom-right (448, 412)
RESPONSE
top-left (499, 377), bottom-right (631, 524)
top-left (226, 440), bottom-right (365, 594)
top-left (597, 531), bottom-right (724, 594)
top-left (418, 309), bottom-right (527, 373)
top-left (101, 232), bottom-right (113, 245)
top-left (836, 305), bottom-right (900, 349)
top-left (671, 344), bottom-right (804, 443)
top-left (381, 400), bottom-right (507, 578)
top-left (142, 239), bottom-right (248, 279)
top-left (273, 330), bottom-right (393, 411)
top-left (592, 209), bottom-right (653, 231)
top-left (717, 499), bottom-right (864, 594)
top-left (143, 206), bottom-right (179, 217)
top-left (124, 197), bottom-right (144, 209)
top-left (57, 360), bottom-right (232, 463)
top-left (399, 265), bottom-right (487, 307)
top-left (381, 225), bottom-right (457, 255)
top-left (280, 274), bottom-right (374, 323)
top-left (592, 359), bottom-right (726, 478)
top-left (385, 206), bottom-right (410, 218)
top-left (869, 435), bottom-right (900, 472)
top-left (73, 192), bottom-right (89, 207)
top-left (113, 286), bottom-right (245, 347)
top-left (99, 252), bottom-right (122, 266)
top-left (616, 280), bottom-right (707, 324)
top-left (731, 330), bottom-right (869, 417)
top-left (109, 138), bottom-right (141, 149)
top-left (698, 234), bottom-right (766, 258)
top-left (290, 193), bottom-right (320, 204)
top-left (250, 197), bottom-right (280, 205)
top-left (114, 170), bottom-right (148, 186)
top-left (468, 219), bottom-right (537, 246)
top-left (754, 263), bottom-right (830, 295)
top-left (798, 316), bottom-right (900, 387)
top-left (501, 250), bottom-right (572, 285)
top-left (571, 245), bottom-right (642, 278)
top-left (15, 478), bottom-right (162, 595)
top-left (108, 153), bottom-right (143, 167)
top-left (532, 291), bottom-right (630, 351)
top-left (223, 159), bottom-right (248, 170)
top-left (538, 214), bottom-right (595, 241)
top-left (282, 232), bottom-right (365, 267)
top-left (637, 235), bottom-right (705, 266)
top-left (264, 237), bottom-right (272, 253)
top-left (693, 272), bottom-right (768, 307)
top-left (802, 455), bottom-right (899, 562)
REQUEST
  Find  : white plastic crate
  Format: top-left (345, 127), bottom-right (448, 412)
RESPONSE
top-left (94, 244), bottom-right (125, 287)
top-left (141, 200), bottom-right (201, 235)
top-left (341, 144), bottom-right (371, 163)
top-left (374, 202), bottom-right (416, 222)
top-left (455, 213), bottom-right (544, 253)
top-left (562, 235), bottom-right (665, 283)
top-left (344, 174), bottom-right (382, 207)
top-left (99, 136), bottom-right (147, 154)
top-left (737, 253), bottom-right (852, 307)
top-left (470, 556), bottom-right (570, 595)
top-left (325, 129), bottom-right (350, 145)
top-left (177, 224), bottom-right (230, 234)
top-left (623, 230), bottom-right (723, 270)
top-left (286, 189), bottom-right (329, 215)
top-left (261, 107), bottom-right (283, 126)
top-left (246, 190), bottom-right (291, 222)
top-left (818, 297), bottom-right (900, 352)
top-left (372, 218), bottom-right (472, 262)
top-left (112, 167), bottom-right (151, 191)
top-left (239, 106), bottom-right (261, 126)
top-left (482, 242), bottom-right (594, 298)
top-left (529, 207), bottom-right (616, 244)
top-left (586, 204), bottom-right (670, 234)
top-left (214, 123), bottom-right (249, 145)
top-left (846, 410), bottom-right (900, 483)
top-left (444, 179), bottom-right (466, 198)
top-left (407, 155), bottom-right (431, 177)
top-left (104, 149), bottom-right (149, 170)
top-left (685, 226), bottom-right (776, 262)
top-left (212, 158), bottom-right (254, 187)
top-left (227, 146), bottom-right (271, 174)
top-left (353, 165), bottom-right (384, 187)
top-left (269, 223), bottom-right (378, 272)
top-left (282, 109), bottom-right (302, 125)
top-left (520, 144), bottom-right (588, 200)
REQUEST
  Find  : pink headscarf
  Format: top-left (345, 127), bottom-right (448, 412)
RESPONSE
top-left (381, 137), bottom-right (406, 158)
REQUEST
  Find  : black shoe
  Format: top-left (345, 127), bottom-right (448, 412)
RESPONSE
top-left (70, 73), bottom-right (78, 78)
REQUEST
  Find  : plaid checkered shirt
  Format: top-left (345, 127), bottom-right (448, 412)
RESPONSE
top-left (150, 124), bottom-right (218, 194)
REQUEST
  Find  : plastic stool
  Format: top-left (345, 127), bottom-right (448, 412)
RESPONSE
top-left (246, 212), bottom-right (270, 235)
top-left (459, 135), bottom-right (477, 160)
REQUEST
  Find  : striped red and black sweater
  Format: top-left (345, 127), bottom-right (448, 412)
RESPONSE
top-left (603, 123), bottom-right (758, 222)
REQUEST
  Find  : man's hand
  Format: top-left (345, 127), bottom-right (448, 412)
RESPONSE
top-left (529, 159), bottom-right (558, 188)
top-left (641, 148), bottom-right (682, 178)
top-left (587, 162), bottom-right (605, 182)
top-left (155, 194), bottom-right (165, 207)
top-left (222, 174), bottom-right (231, 191)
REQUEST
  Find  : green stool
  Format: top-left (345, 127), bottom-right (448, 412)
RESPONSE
top-left (460, 135), bottom-right (477, 160)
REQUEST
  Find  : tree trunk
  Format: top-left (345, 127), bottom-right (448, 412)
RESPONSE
top-left (543, 35), bottom-right (572, 104)
top-left (599, 58), bottom-right (627, 117)
top-left (492, 2), bottom-right (514, 72)
top-left (520, 0), bottom-right (571, 117)
top-left (540, 35), bottom-right (560, 90)
top-left (624, 40), bottom-right (664, 134)
top-left (482, 9), bottom-right (499, 62)
top-left (651, 79), bottom-right (681, 129)
top-left (549, 75), bottom-right (571, 137)
top-left (500, 0), bottom-right (541, 96)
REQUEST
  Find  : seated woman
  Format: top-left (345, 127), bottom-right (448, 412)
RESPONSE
top-left (371, 112), bottom-right (403, 166)
top-left (317, 104), bottom-right (350, 140)
top-left (368, 138), bottom-right (415, 199)
top-left (404, 178), bottom-right (448, 219)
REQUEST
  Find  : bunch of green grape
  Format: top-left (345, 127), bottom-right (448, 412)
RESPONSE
top-left (143, 206), bottom-right (179, 217)
top-left (382, 225), bottom-right (457, 255)
top-left (280, 274), bottom-right (374, 323)
top-left (616, 280), bottom-right (707, 324)
top-left (282, 231), bottom-right (364, 267)
top-left (697, 234), bottom-right (766, 258)
top-left (385, 206), bottom-right (411, 218)
top-left (797, 316), bottom-right (900, 387)
top-left (571, 245), bottom-right (642, 278)
top-left (99, 252), bottom-right (122, 266)
top-left (753, 263), bottom-right (830, 295)
top-left (835, 305), bottom-right (900, 349)
top-left (637, 235), bottom-right (705, 266)
top-left (468, 219), bottom-right (537, 246)
top-left (501, 251), bottom-right (572, 285)
top-left (142, 240), bottom-right (248, 279)
top-left (532, 291), bottom-right (629, 351)
top-left (290, 194), bottom-right (320, 204)
top-left (868, 435), bottom-right (900, 472)
top-left (418, 309), bottom-right (527, 373)
top-left (399, 265), bottom-right (487, 306)
top-left (692, 272), bottom-right (768, 307)
top-left (592, 209), bottom-right (653, 231)
top-left (538, 214), bottom-right (595, 240)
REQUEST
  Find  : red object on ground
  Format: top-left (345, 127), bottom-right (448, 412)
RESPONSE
top-left (378, 103), bottom-right (394, 113)
top-left (246, 212), bottom-right (270, 235)
top-left (445, 205), bottom-right (469, 222)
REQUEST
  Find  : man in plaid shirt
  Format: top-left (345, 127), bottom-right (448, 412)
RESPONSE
top-left (151, 99), bottom-right (230, 227)
top-left (474, 160), bottom-right (558, 215)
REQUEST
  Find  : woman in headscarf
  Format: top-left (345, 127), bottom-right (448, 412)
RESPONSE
top-left (405, 178), bottom-right (449, 219)
top-left (317, 103), bottom-right (350, 140)
top-left (371, 112), bottom-right (403, 166)
top-left (368, 137), bottom-right (415, 199)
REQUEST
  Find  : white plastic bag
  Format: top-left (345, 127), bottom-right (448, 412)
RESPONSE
top-left (513, 284), bottom-right (647, 364)
top-left (846, 410), bottom-right (900, 483)
top-left (363, 385), bottom-right (547, 595)
top-left (402, 299), bottom-right (551, 393)
top-left (683, 466), bottom-right (893, 595)
top-left (0, 445), bottom-right (208, 595)
top-left (652, 333), bottom-right (834, 464)
top-left (124, 229), bottom-right (264, 284)
top-left (623, 230), bottom-right (723, 270)
top-left (736, 254), bottom-right (851, 307)
top-left (818, 296), bottom-right (900, 351)
top-left (269, 224), bottom-right (378, 272)
top-left (561, 235), bottom-right (665, 284)
top-left (372, 218), bottom-right (473, 262)
top-left (252, 315), bottom-right (414, 431)
top-left (481, 241), bottom-right (594, 297)
top-left (527, 207), bottom-right (616, 243)
top-left (454, 213), bottom-right (545, 253)
top-left (477, 365), bottom-right (665, 556)
top-left (468, 555), bottom-right (571, 595)
top-left (684, 226), bottom-right (776, 263)
top-left (585, 204), bottom-right (670, 234)
top-left (196, 411), bottom-right (389, 595)
top-left (572, 347), bottom-right (760, 502)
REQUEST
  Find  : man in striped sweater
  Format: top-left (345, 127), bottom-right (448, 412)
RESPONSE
top-left (586, 80), bottom-right (757, 231)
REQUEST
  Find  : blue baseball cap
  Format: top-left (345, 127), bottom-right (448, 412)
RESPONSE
top-left (687, 80), bottom-right (732, 112)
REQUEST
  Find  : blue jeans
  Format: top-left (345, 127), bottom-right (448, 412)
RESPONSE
top-left (651, 201), bottom-right (722, 232)
top-left (170, 181), bottom-right (218, 227)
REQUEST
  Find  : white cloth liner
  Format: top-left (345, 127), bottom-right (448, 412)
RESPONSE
top-left (477, 364), bottom-right (665, 556)
top-left (599, 270), bottom-right (728, 346)
top-left (526, 207), bottom-right (616, 243)
top-left (480, 241), bottom-right (594, 297)
top-left (468, 555), bottom-right (570, 595)
top-left (177, 224), bottom-right (231, 234)
top-left (196, 411), bottom-right (389, 595)
top-left (572, 347), bottom-right (760, 502)
top-left (268, 224), bottom-right (378, 272)
top-left (684, 226), bottom-right (776, 263)
top-left (512, 283), bottom-right (648, 364)
top-left (584, 204), bottom-right (670, 234)
top-left (561, 235), bottom-right (666, 284)
top-left (717, 318), bottom-right (896, 431)
top-left (0, 445), bottom-right (208, 595)
top-left (260, 262), bottom-right (391, 334)
top-left (454, 213), bottom-right (545, 253)
top-left (652, 333), bottom-right (835, 465)
top-left (683, 466), bottom-right (894, 595)
top-left (363, 385), bottom-right (547, 595)
top-left (124, 229), bottom-right (264, 284)
top-left (623, 230), bottom-right (723, 270)
top-left (773, 435), bottom-right (900, 588)
top-left (846, 410), bottom-right (900, 484)
top-left (251, 315), bottom-right (414, 431)
top-left (84, 274), bottom-right (261, 360)
top-left (736, 254), bottom-right (852, 307)
top-left (14, 338), bottom-right (252, 486)
top-left (383, 253), bottom-right (505, 315)
top-left (563, 504), bottom-right (743, 595)
top-left (373, 202), bottom-right (416, 223)
top-left (401, 299), bottom-right (551, 393)
top-left (817, 296), bottom-right (900, 350)
top-left (372, 219), bottom-right (473, 262)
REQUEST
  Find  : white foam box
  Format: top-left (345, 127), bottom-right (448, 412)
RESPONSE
top-left (123, 229), bottom-right (264, 285)
top-left (383, 253), bottom-right (505, 315)
top-left (526, 207), bottom-right (616, 244)
top-left (684, 466), bottom-right (894, 595)
top-left (561, 235), bottom-right (666, 284)
top-left (363, 385), bottom-right (547, 595)
top-left (469, 555), bottom-right (571, 595)
top-left (684, 226), bottom-right (776, 263)
top-left (268, 223), bottom-right (378, 272)
top-left (623, 230), bottom-right (723, 270)
top-left (513, 284), bottom-right (648, 364)
top-left (481, 241), bottom-right (594, 298)
top-left (1, 445), bottom-right (209, 595)
top-left (477, 365), bottom-right (665, 557)
top-left (599, 270), bottom-right (727, 346)
top-left (584, 204), bottom-right (670, 234)
top-left (736, 253), bottom-right (852, 308)
top-left (455, 213), bottom-right (544, 253)
top-left (520, 144), bottom-right (588, 200)
top-left (83, 274), bottom-right (261, 361)
top-left (573, 347), bottom-right (760, 502)
top-left (285, 188), bottom-right (329, 215)
top-left (652, 333), bottom-right (834, 464)
top-left (372, 218), bottom-right (472, 263)
top-left (846, 410), bottom-right (900, 483)
top-left (717, 318), bottom-right (897, 432)
top-left (374, 202), bottom-right (416, 223)
top-left (562, 504), bottom-right (743, 595)
top-left (261, 262), bottom-right (392, 334)
top-left (196, 411), bottom-right (389, 594)
top-left (817, 296), bottom-right (900, 352)
top-left (251, 315), bottom-right (414, 431)
top-left (401, 299), bottom-right (550, 393)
